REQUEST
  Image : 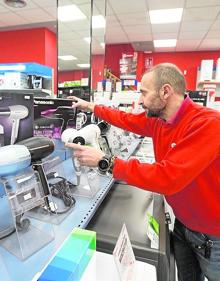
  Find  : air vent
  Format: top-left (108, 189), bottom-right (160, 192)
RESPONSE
top-left (131, 41), bottom-right (154, 52)
top-left (4, 0), bottom-right (27, 8)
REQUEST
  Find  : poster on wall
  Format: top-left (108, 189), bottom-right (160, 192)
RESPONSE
top-left (145, 57), bottom-right (153, 71)
top-left (119, 52), bottom-right (137, 79)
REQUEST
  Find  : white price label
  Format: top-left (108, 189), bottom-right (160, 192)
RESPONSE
top-left (113, 223), bottom-right (136, 281)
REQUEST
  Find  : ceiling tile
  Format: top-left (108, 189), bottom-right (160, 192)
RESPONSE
top-left (106, 15), bottom-right (120, 26)
top-left (199, 38), bottom-right (220, 49)
top-left (180, 21), bottom-right (213, 31)
top-left (176, 39), bottom-right (201, 49)
top-left (152, 23), bottom-right (180, 33)
top-left (182, 6), bottom-right (220, 21)
top-left (127, 33), bottom-right (153, 42)
top-left (15, 8), bottom-right (55, 23)
top-left (108, 0), bottom-right (146, 14)
top-left (205, 30), bottom-right (220, 39)
top-left (178, 31), bottom-right (206, 39)
top-left (186, 0), bottom-right (220, 8)
top-left (153, 32), bottom-right (178, 40)
top-left (211, 19), bottom-right (220, 29)
top-left (0, 12), bottom-right (28, 26)
top-left (32, 0), bottom-right (56, 7)
top-left (147, 0), bottom-right (185, 10)
top-left (117, 12), bottom-right (150, 25)
top-left (122, 24), bottom-right (151, 34)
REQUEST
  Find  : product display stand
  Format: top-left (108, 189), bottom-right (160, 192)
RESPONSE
top-left (28, 156), bottom-right (75, 224)
top-left (0, 168), bottom-right (54, 260)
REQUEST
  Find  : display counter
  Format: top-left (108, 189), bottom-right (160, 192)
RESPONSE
top-left (87, 183), bottom-right (175, 281)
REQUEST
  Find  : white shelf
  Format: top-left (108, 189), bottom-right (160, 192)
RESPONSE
top-left (81, 251), bottom-right (157, 281)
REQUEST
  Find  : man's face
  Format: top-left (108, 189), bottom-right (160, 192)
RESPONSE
top-left (139, 72), bottom-right (166, 118)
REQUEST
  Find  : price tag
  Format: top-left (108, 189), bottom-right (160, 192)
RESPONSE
top-left (146, 213), bottom-right (159, 249)
top-left (113, 223), bottom-right (136, 281)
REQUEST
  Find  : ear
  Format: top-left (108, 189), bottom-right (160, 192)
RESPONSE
top-left (159, 84), bottom-right (172, 100)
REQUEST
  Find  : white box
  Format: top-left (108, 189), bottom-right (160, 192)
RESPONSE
top-left (215, 58), bottom-right (220, 81)
top-left (200, 60), bottom-right (213, 81)
top-left (116, 81), bottom-right (122, 92)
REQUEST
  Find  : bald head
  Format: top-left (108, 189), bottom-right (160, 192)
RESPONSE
top-left (143, 63), bottom-right (186, 96)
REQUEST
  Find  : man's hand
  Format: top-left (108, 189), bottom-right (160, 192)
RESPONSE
top-left (66, 143), bottom-right (105, 167)
top-left (67, 96), bottom-right (95, 112)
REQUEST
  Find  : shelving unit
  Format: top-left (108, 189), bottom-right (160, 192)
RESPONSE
top-left (0, 63), bottom-right (53, 95)
top-left (57, 85), bottom-right (90, 101)
top-left (196, 68), bottom-right (220, 97)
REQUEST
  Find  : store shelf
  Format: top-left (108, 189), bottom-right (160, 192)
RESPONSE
top-left (197, 80), bottom-right (220, 86)
top-left (0, 138), bottom-right (141, 281)
top-left (0, 158), bottom-right (114, 281)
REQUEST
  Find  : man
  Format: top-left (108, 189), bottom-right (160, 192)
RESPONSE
top-left (66, 63), bottom-right (220, 281)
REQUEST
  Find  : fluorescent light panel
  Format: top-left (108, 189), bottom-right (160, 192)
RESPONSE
top-left (77, 64), bottom-right (90, 68)
top-left (58, 55), bottom-right (77, 61)
top-left (149, 8), bottom-right (183, 24)
top-left (154, 39), bottom-right (177, 47)
top-left (58, 4), bottom-right (86, 22)
top-left (92, 15), bottom-right (106, 28)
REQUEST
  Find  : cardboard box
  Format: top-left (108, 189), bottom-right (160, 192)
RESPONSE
top-left (34, 98), bottom-right (77, 139)
top-left (187, 90), bottom-right (208, 106)
top-left (0, 90), bottom-right (34, 145)
top-left (0, 72), bottom-right (29, 89)
top-left (200, 60), bottom-right (213, 81)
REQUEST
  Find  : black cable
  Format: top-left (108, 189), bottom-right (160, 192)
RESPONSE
top-left (47, 175), bottom-right (76, 214)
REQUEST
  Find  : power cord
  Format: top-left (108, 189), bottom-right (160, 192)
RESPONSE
top-left (46, 172), bottom-right (76, 214)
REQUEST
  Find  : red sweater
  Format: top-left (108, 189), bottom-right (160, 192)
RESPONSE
top-left (94, 97), bottom-right (220, 236)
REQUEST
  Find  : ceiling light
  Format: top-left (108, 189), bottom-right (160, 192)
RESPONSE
top-left (154, 39), bottom-right (177, 48)
top-left (4, 0), bottom-right (26, 8)
top-left (92, 15), bottom-right (106, 29)
top-left (149, 8), bottom-right (183, 24)
top-left (84, 37), bottom-right (91, 44)
top-left (58, 55), bottom-right (77, 61)
top-left (77, 64), bottom-right (90, 68)
top-left (58, 4), bottom-right (86, 22)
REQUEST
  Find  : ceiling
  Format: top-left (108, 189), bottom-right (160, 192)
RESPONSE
top-left (0, 0), bottom-right (220, 71)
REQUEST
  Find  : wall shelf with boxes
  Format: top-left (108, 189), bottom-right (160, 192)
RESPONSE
top-left (196, 59), bottom-right (220, 99)
top-left (0, 63), bottom-right (53, 95)
top-left (58, 85), bottom-right (90, 101)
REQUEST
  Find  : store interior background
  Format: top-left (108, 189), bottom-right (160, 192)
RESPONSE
top-left (0, 0), bottom-right (220, 96)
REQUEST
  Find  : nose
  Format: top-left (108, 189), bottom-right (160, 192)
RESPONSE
top-left (138, 94), bottom-right (143, 106)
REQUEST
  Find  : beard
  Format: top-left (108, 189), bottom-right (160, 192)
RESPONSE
top-left (147, 108), bottom-right (164, 118)
top-left (142, 104), bottom-right (166, 118)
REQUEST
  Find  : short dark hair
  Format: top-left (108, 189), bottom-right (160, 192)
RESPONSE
top-left (146, 63), bottom-right (186, 95)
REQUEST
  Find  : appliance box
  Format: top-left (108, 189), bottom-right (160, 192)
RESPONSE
top-left (0, 90), bottom-right (34, 145)
top-left (34, 97), bottom-right (76, 139)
